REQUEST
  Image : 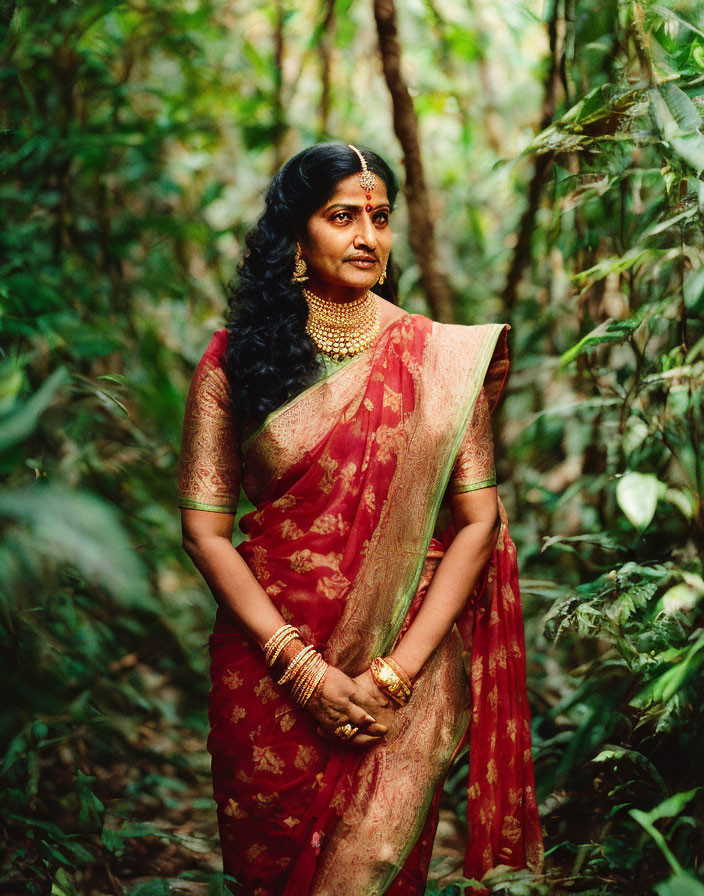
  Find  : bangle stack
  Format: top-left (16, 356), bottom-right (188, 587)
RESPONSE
top-left (263, 624), bottom-right (302, 666)
top-left (262, 624), bottom-right (328, 708)
top-left (370, 656), bottom-right (413, 706)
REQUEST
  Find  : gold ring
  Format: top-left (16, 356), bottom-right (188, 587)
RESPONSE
top-left (333, 723), bottom-right (358, 740)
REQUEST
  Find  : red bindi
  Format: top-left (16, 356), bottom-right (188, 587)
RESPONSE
top-left (365, 204), bottom-right (373, 213)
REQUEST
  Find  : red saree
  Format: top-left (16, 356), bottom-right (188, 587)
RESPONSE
top-left (177, 313), bottom-right (543, 895)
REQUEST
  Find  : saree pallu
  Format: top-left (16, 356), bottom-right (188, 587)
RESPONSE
top-left (197, 314), bottom-right (542, 895)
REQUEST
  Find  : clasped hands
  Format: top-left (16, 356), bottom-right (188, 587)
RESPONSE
top-left (307, 665), bottom-right (396, 747)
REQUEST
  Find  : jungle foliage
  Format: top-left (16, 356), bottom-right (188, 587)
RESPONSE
top-left (1, 0), bottom-right (703, 894)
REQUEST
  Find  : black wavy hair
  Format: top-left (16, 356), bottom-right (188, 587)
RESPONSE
top-left (223, 141), bottom-right (399, 446)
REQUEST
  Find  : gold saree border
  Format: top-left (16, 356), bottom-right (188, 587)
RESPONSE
top-left (241, 352), bottom-right (369, 459)
top-left (382, 322), bottom-right (509, 651)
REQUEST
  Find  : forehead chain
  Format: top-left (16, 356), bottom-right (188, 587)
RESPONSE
top-left (348, 144), bottom-right (377, 198)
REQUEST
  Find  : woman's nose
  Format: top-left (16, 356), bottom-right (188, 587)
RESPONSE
top-left (354, 214), bottom-right (377, 250)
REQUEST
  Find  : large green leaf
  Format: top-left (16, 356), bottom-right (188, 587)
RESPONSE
top-left (0, 485), bottom-right (151, 607)
top-left (650, 83), bottom-right (704, 175)
top-left (616, 472), bottom-right (662, 530)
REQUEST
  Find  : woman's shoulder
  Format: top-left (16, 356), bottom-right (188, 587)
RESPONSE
top-left (377, 297), bottom-right (411, 329)
top-left (197, 328), bottom-right (228, 367)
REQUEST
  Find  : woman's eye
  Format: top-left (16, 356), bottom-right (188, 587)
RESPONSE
top-left (333, 212), bottom-right (352, 223)
top-left (374, 212), bottom-right (389, 226)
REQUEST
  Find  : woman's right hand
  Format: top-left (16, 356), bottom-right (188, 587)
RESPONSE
top-left (306, 665), bottom-right (389, 746)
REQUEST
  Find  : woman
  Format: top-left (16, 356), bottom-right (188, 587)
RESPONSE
top-left (178, 142), bottom-right (543, 895)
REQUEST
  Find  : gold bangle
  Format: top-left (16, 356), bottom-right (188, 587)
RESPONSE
top-left (267, 631), bottom-right (302, 668)
top-left (385, 656), bottom-right (413, 690)
top-left (301, 663), bottom-right (328, 706)
top-left (290, 654), bottom-right (326, 703)
top-left (370, 656), bottom-right (411, 705)
top-left (278, 645), bottom-right (316, 686)
top-left (290, 659), bottom-right (318, 702)
top-left (263, 624), bottom-right (300, 663)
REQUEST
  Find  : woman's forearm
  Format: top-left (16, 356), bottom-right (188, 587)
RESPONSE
top-left (388, 518), bottom-right (499, 679)
top-left (183, 533), bottom-right (286, 648)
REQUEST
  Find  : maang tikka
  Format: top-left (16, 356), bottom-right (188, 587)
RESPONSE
top-left (348, 144), bottom-right (377, 212)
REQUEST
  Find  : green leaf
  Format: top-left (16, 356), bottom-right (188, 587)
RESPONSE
top-left (76, 770), bottom-right (104, 832)
top-left (616, 473), bottom-right (661, 530)
top-left (0, 366), bottom-right (69, 452)
top-left (0, 485), bottom-right (151, 607)
top-left (650, 83), bottom-right (704, 176)
top-left (656, 872), bottom-right (704, 896)
top-left (559, 318), bottom-right (640, 367)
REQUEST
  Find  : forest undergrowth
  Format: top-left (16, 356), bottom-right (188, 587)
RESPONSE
top-left (1, 1), bottom-right (703, 894)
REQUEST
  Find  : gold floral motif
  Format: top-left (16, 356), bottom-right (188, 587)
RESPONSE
top-left (507, 718), bottom-right (517, 742)
top-left (373, 423), bottom-right (407, 465)
top-left (290, 549), bottom-right (315, 574)
top-left (501, 814), bottom-right (523, 843)
top-left (254, 677), bottom-right (279, 704)
top-left (246, 843), bottom-right (267, 863)
top-left (272, 494), bottom-right (297, 510)
top-left (294, 744), bottom-right (319, 770)
top-left (283, 816), bottom-right (300, 828)
top-left (317, 454), bottom-right (339, 495)
top-left (363, 397), bottom-right (375, 411)
top-left (339, 461), bottom-right (358, 489)
top-left (280, 519), bottom-right (305, 540)
top-left (265, 580), bottom-right (287, 596)
top-left (471, 656), bottom-right (484, 690)
top-left (252, 746), bottom-right (285, 775)
top-left (279, 714), bottom-right (296, 732)
top-left (223, 798), bottom-right (247, 819)
top-left (501, 582), bottom-right (517, 606)
top-left (222, 670), bottom-right (243, 690)
top-left (382, 383), bottom-right (403, 413)
top-left (316, 571), bottom-right (352, 601)
top-left (230, 706), bottom-right (247, 723)
top-left (251, 545), bottom-right (270, 582)
top-left (311, 513), bottom-right (350, 536)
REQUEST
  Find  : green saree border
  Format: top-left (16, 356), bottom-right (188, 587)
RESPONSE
top-left (452, 472), bottom-right (497, 494)
top-left (177, 498), bottom-right (237, 513)
top-left (380, 323), bottom-right (508, 654)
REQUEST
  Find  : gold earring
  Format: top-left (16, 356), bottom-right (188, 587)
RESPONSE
top-left (378, 260), bottom-right (387, 286)
top-left (292, 243), bottom-right (308, 283)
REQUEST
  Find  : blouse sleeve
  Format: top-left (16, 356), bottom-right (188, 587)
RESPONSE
top-left (177, 338), bottom-right (240, 514)
top-left (448, 386), bottom-right (497, 494)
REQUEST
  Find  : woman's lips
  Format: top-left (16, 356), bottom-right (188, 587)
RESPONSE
top-left (347, 258), bottom-right (377, 268)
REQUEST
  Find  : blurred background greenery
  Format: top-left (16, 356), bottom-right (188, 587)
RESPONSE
top-left (1, 0), bottom-right (703, 893)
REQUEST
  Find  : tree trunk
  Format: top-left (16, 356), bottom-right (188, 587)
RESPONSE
top-left (373, 0), bottom-right (454, 323)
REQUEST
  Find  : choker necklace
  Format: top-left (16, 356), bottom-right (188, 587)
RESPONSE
top-left (303, 288), bottom-right (380, 361)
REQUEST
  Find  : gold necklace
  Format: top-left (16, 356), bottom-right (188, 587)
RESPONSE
top-left (303, 288), bottom-right (380, 361)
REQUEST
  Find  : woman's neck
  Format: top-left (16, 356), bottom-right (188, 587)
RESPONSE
top-left (302, 278), bottom-right (370, 305)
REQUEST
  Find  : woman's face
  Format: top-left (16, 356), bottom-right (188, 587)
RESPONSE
top-left (299, 173), bottom-right (392, 299)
